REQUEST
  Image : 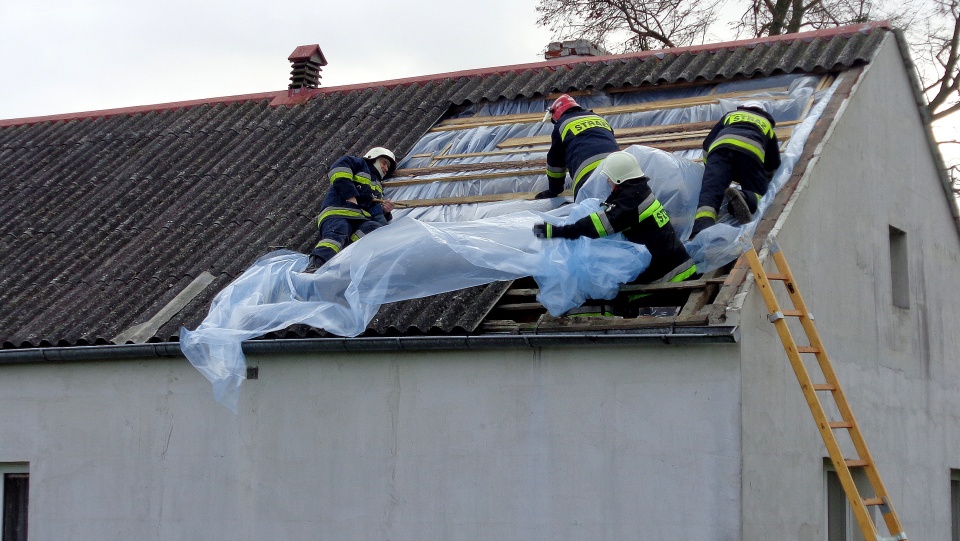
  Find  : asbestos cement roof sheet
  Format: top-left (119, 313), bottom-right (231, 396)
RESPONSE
top-left (0, 22), bottom-right (891, 349)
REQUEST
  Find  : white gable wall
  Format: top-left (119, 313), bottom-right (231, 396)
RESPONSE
top-left (740, 33), bottom-right (960, 540)
top-left (0, 345), bottom-right (742, 540)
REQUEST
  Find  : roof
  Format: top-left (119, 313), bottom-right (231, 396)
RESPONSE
top-left (0, 22), bottom-right (899, 351)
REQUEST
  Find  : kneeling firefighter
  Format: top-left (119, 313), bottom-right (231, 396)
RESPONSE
top-left (532, 151), bottom-right (699, 316)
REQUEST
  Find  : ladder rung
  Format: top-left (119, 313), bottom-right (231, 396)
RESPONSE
top-left (767, 273), bottom-right (790, 281)
top-left (797, 346), bottom-right (820, 354)
top-left (829, 421), bottom-right (854, 429)
top-left (862, 497), bottom-right (885, 506)
top-left (844, 459), bottom-right (870, 468)
top-left (813, 384), bottom-right (836, 391)
top-left (782, 309), bottom-right (804, 317)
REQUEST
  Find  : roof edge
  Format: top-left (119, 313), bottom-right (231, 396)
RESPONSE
top-left (0, 327), bottom-right (740, 364)
top-left (0, 21), bottom-right (893, 128)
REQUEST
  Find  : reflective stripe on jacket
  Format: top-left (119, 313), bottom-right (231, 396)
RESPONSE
top-left (321, 155), bottom-right (389, 223)
top-left (316, 206), bottom-right (373, 226)
top-left (546, 109), bottom-right (619, 195)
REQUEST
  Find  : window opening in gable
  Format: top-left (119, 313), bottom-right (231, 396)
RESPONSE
top-left (1, 463), bottom-right (28, 541)
top-left (951, 469), bottom-right (960, 541)
top-left (825, 463), bottom-right (874, 541)
top-left (889, 225), bottom-right (909, 309)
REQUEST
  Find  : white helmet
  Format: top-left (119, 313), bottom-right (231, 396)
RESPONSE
top-left (739, 100), bottom-right (767, 113)
top-left (600, 151), bottom-right (644, 184)
top-left (363, 147), bottom-right (397, 174)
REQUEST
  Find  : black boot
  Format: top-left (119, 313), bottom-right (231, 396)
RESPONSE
top-left (725, 187), bottom-right (756, 224)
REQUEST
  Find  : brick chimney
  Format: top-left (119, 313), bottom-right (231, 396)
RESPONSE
top-left (288, 45), bottom-right (328, 91)
top-left (544, 40), bottom-right (610, 60)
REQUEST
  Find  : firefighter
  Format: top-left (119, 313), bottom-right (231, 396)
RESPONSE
top-left (305, 147), bottom-right (398, 272)
top-left (535, 94), bottom-right (620, 201)
top-left (532, 151), bottom-right (699, 316)
top-left (690, 101), bottom-right (781, 238)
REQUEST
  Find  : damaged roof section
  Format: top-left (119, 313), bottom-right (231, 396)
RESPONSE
top-left (0, 23), bottom-right (890, 349)
top-left (364, 71), bottom-right (835, 335)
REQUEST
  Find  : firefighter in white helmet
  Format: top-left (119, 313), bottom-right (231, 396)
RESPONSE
top-left (532, 151), bottom-right (698, 316)
top-left (691, 100), bottom-right (781, 238)
top-left (305, 147), bottom-right (398, 272)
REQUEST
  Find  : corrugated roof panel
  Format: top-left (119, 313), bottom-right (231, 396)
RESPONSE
top-left (0, 24), bottom-right (894, 348)
top-left (368, 282), bottom-right (515, 334)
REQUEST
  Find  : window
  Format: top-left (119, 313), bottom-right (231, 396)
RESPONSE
top-left (826, 465), bottom-right (870, 541)
top-left (889, 226), bottom-right (909, 309)
top-left (952, 469), bottom-right (960, 541)
top-left (1, 464), bottom-right (28, 541)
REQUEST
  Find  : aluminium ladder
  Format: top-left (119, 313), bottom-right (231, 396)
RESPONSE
top-left (743, 238), bottom-right (907, 541)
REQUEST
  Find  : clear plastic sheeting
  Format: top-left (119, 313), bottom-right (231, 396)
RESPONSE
top-left (182, 74), bottom-right (839, 410)
top-left (390, 74), bottom-right (821, 221)
top-left (181, 198), bottom-right (651, 412)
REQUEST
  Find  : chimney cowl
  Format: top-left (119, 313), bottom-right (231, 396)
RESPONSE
top-left (288, 45), bottom-right (328, 91)
top-left (544, 40), bottom-right (610, 60)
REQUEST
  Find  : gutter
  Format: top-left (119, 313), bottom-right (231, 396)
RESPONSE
top-left (0, 326), bottom-right (739, 364)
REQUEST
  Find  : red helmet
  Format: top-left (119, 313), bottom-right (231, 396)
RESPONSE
top-left (546, 94), bottom-right (579, 123)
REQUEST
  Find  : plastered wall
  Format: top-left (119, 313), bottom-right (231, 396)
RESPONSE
top-left (0, 344), bottom-right (741, 540)
top-left (739, 33), bottom-right (960, 541)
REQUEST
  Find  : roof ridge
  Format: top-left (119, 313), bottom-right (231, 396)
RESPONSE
top-left (0, 21), bottom-right (890, 128)
top-left (337, 21), bottom-right (891, 90)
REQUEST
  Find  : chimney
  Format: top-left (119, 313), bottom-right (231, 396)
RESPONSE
top-left (544, 40), bottom-right (610, 60)
top-left (288, 45), bottom-right (328, 91)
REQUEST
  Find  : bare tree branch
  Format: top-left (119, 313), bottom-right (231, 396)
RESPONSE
top-left (536, 0), bottom-right (960, 171)
top-left (898, 0), bottom-right (960, 123)
top-left (536, 0), bottom-right (721, 52)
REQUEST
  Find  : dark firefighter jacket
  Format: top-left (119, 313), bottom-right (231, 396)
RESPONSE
top-left (319, 155), bottom-right (390, 225)
top-left (702, 108), bottom-right (781, 171)
top-left (542, 177), bottom-right (697, 284)
top-left (546, 109), bottom-right (620, 196)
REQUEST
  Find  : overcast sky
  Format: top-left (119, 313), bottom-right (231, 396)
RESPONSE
top-left (0, 0), bottom-right (555, 120)
top-left (3, 0), bottom-right (958, 167)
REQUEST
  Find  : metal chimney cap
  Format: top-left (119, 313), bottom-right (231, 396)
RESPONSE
top-left (288, 44), bottom-right (327, 66)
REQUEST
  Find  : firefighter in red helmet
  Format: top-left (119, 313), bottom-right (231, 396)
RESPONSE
top-left (536, 93), bottom-right (620, 200)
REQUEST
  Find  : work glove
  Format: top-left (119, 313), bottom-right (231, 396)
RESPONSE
top-left (533, 223), bottom-right (550, 238)
top-left (534, 189), bottom-right (560, 199)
